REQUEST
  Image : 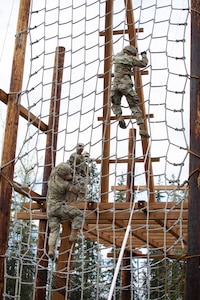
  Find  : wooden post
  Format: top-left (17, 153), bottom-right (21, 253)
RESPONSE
top-left (121, 251), bottom-right (132, 300)
top-left (0, 1), bottom-right (30, 299)
top-left (186, 0), bottom-right (200, 299)
top-left (52, 222), bottom-right (75, 300)
top-left (101, 0), bottom-right (113, 202)
top-left (126, 129), bottom-right (136, 202)
top-left (34, 47), bottom-right (65, 300)
top-left (124, 0), bottom-right (155, 202)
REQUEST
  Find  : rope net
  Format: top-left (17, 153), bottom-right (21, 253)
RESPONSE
top-left (1, 0), bottom-right (190, 299)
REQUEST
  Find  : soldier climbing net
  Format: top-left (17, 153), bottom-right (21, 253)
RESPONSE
top-left (0, 0), bottom-right (190, 299)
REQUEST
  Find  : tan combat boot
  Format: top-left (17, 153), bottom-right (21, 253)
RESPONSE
top-left (48, 245), bottom-right (55, 260)
top-left (69, 229), bottom-right (78, 242)
top-left (139, 125), bottom-right (150, 139)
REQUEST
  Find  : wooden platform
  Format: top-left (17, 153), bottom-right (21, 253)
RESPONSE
top-left (17, 200), bottom-right (188, 255)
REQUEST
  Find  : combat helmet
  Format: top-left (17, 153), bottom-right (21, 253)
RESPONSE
top-left (83, 151), bottom-right (89, 158)
top-left (56, 163), bottom-right (72, 175)
top-left (76, 143), bottom-right (84, 150)
top-left (123, 45), bottom-right (137, 56)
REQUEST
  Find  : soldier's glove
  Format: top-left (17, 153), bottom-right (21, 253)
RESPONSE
top-left (141, 51), bottom-right (147, 56)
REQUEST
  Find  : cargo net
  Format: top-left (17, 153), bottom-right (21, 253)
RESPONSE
top-left (1, 0), bottom-right (190, 299)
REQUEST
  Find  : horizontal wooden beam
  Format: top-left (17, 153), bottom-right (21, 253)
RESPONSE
top-left (21, 201), bottom-right (188, 211)
top-left (98, 114), bottom-right (154, 121)
top-left (107, 252), bottom-right (186, 260)
top-left (99, 28), bottom-right (144, 36)
top-left (96, 157), bottom-right (159, 164)
top-left (111, 185), bottom-right (188, 191)
top-left (15, 208), bottom-right (188, 221)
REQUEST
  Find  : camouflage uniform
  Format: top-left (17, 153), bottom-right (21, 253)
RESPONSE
top-left (110, 45), bottom-right (149, 138)
top-left (67, 143), bottom-right (87, 199)
top-left (47, 162), bottom-right (83, 258)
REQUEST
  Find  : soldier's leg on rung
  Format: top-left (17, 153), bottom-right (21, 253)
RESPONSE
top-left (48, 217), bottom-right (60, 259)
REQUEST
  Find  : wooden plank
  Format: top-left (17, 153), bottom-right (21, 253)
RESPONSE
top-left (0, 89), bottom-right (48, 132)
top-left (111, 185), bottom-right (188, 191)
top-left (107, 252), bottom-right (186, 260)
top-left (16, 209), bottom-right (188, 221)
top-left (13, 180), bottom-right (44, 202)
top-left (99, 28), bottom-right (144, 36)
top-left (98, 113), bottom-right (154, 121)
top-left (96, 157), bottom-right (160, 164)
top-left (21, 201), bottom-right (188, 211)
top-left (19, 104), bottom-right (48, 131)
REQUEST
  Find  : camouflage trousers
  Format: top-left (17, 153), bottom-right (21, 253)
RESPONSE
top-left (47, 201), bottom-right (83, 247)
top-left (110, 82), bottom-right (144, 125)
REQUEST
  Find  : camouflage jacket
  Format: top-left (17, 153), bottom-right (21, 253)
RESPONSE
top-left (113, 51), bottom-right (148, 84)
top-left (47, 170), bottom-right (80, 203)
top-left (67, 152), bottom-right (86, 177)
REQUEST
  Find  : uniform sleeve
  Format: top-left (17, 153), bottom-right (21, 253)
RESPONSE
top-left (60, 179), bottom-right (80, 195)
top-left (68, 182), bottom-right (80, 194)
top-left (49, 175), bottom-right (80, 195)
top-left (132, 55), bottom-right (148, 68)
top-left (114, 52), bottom-right (148, 68)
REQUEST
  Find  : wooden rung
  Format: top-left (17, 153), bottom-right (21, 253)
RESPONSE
top-left (107, 249), bottom-right (143, 257)
top-left (98, 114), bottom-right (154, 121)
top-left (99, 28), bottom-right (144, 36)
top-left (96, 157), bottom-right (160, 164)
top-left (98, 70), bottom-right (148, 78)
top-left (111, 185), bottom-right (188, 191)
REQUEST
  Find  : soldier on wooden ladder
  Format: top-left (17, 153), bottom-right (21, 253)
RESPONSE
top-left (47, 162), bottom-right (84, 260)
top-left (110, 45), bottom-right (150, 138)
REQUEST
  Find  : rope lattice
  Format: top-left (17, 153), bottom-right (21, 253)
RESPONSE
top-left (0, 0), bottom-right (191, 299)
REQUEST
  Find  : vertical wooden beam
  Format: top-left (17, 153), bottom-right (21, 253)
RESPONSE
top-left (121, 251), bottom-right (132, 300)
top-left (35, 47), bottom-right (65, 300)
top-left (126, 129), bottom-right (136, 202)
top-left (186, 0), bottom-right (200, 299)
top-left (52, 222), bottom-right (74, 300)
top-left (124, 0), bottom-right (155, 202)
top-left (0, 1), bottom-right (30, 299)
top-left (101, 0), bottom-right (113, 202)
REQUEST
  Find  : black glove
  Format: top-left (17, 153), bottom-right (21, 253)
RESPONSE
top-left (141, 51), bottom-right (147, 56)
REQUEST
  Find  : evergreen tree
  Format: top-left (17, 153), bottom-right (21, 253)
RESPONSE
top-left (114, 173), bottom-right (126, 202)
top-left (70, 239), bottom-right (109, 300)
top-left (140, 174), bottom-right (187, 299)
top-left (155, 176), bottom-right (165, 202)
top-left (5, 147), bottom-right (38, 299)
